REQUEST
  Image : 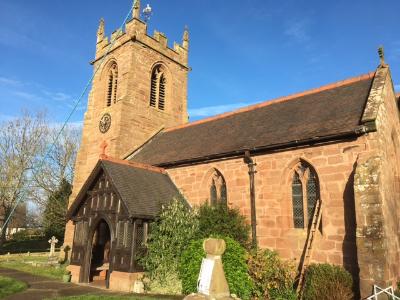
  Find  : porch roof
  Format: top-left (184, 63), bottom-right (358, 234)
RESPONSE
top-left (67, 158), bottom-right (182, 219)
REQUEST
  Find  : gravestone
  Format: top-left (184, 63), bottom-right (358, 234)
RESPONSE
top-left (184, 238), bottom-right (237, 300)
top-left (48, 236), bottom-right (58, 257)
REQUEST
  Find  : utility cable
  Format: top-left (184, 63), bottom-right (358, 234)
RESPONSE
top-left (0, 5), bottom-right (135, 237)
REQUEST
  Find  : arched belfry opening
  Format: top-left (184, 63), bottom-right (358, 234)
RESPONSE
top-left (89, 219), bottom-right (111, 286)
top-left (150, 64), bottom-right (167, 110)
top-left (106, 62), bottom-right (118, 107)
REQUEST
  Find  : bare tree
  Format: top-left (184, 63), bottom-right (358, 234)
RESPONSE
top-left (32, 125), bottom-right (80, 205)
top-left (0, 112), bottom-right (47, 247)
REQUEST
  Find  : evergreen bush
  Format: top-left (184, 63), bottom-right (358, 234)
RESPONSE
top-left (303, 263), bottom-right (354, 300)
top-left (247, 248), bottom-right (296, 300)
top-left (139, 197), bottom-right (198, 291)
top-left (179, 237), bottom-right (253, 300)
top-left (196, 202), bottom-right (250, 248)
top-left (43, 179), bottom-right (71, 241)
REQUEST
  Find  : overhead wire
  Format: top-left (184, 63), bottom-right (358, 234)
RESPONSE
top-left (0, 4), bottom-right (135, 237)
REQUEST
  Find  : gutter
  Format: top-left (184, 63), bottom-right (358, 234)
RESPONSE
top-left (155, 125), bottom-right (374, 168)
top-left (244, 151), bottom-right (257, 248)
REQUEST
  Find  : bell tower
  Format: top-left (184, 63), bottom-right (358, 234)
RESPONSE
top-left (64, 0), bottom-right (189, 246)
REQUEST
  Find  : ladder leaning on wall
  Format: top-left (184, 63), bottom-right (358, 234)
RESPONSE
top-left (296, 198), bottom-right (323, 299)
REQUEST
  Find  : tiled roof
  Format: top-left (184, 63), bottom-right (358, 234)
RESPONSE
top-left (67, 158), bottom-right (182, 219)
top-left (130, 73), bottom-right (375, 166)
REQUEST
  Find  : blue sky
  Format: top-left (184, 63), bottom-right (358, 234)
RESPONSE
top-left (0, 0), bottom-right (399, 124)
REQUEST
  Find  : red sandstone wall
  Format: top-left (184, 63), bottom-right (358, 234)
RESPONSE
top-left (167, 137), bottom-right (372, 275)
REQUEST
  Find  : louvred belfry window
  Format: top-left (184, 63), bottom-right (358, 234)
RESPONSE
top-left (149, 65), bottom-right (167, 111)
top-left (291, 161), bottom-right (321, 229)
top-left (106, 63), bottom-right (118, 107)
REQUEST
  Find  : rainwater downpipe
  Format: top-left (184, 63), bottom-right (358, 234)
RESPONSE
top-left (244, 150), bottom-right (257, 248)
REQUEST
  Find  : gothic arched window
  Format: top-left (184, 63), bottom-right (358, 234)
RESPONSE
top-left (150, 64), bottom-right (167, 110)
top-left (208, 169), bottom-right (227, 206)
top-left (106, 63), bottom-right (118, 107)
top-left (291, 161), bottom-right (320, 229)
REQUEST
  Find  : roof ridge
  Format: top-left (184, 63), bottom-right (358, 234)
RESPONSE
top-left (165, 71), bottom-right (376, 133)
top-left (100, 155), bottom-right (166, 174)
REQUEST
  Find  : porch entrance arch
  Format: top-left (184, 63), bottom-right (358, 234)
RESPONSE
top-left (88, 219), bottom-right (111, 286)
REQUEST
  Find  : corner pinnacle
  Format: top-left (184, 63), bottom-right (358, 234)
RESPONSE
top-left (133, 0), bottom-right (141, 19)
top-left (378, 46), bottom-right (387, 67)
top-left (183, 25), bottom-right (189, 50)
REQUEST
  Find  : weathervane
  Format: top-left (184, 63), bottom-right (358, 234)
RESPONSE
top-left (142, 3), bottom-right (153, 22)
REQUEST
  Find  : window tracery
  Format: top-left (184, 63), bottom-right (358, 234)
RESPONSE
top-left (291, 161), bottom-right (320, 229)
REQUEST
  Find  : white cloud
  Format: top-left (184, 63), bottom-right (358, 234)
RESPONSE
top-left (189, 101), bottom-right (258, 118)
top-left (49, 120), bottom-right (83, 130)
top-left (0, 76), bottom-right (21, 86)
top-left (42, 90), bottom-right (73, 102)
top-left (284, 19), bottom-right (311, 43)
top-left (12, 91), bottom-right (42, 101)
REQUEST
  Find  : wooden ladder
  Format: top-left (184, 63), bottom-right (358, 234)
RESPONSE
top-left (296, 199), bottom-right (322, 300)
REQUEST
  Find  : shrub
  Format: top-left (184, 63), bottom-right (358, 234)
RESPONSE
top-left (179, 237), bottom-right (253, 300)
top-left (303, 263), bottom-right (354, 300)
top-left (139, 197), bottom-right (198, 288)
top-left (11, 230), bottom-right (32, 242)
top-left (143, 270), bottom-right (182, 295)
top-left (247, 248), bottom-right (296, 300)
top-left (196, 203), bottom-right (250, 248)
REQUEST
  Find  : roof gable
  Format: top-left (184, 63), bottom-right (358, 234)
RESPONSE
top-left (67, 159), bottom-right (182, 219)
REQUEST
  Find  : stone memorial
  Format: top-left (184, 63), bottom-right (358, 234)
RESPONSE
top-left (48, 236), bottom-right (58, 257)
top-left (184, 238), bottom-right (237, 300)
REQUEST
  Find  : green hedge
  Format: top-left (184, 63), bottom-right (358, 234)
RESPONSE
top-left (0, 239), bottom-right (50, 254)
top-left (195, 203), bottom-right (250, 249)
top-left (303, 263), bottom-right (353, 300)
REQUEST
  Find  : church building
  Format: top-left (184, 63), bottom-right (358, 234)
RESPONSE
top-left (65, 1), bottom-right (400, 298)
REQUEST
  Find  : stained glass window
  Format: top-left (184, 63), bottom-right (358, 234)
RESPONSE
top-left (210, 181), bottom-right (217, 205)
top-left (307, 170), bottom-right (318, 224)
top-left (292, 162), bottom-right (321, 229)
top-left (292, 172), bottom-right (304, 228)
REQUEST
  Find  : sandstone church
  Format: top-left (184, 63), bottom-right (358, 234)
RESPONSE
top-left (64, 1), bottom-right (400, 298)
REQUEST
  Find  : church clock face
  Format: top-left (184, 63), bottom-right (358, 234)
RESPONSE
top-left (99, 113), bottom-right (111, 133)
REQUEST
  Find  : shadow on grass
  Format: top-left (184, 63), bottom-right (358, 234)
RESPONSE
top-left (48, 295), bottom-right (183, 300)
top-left (0, 275), bottom-right (27, 299)
top-left (0, 254), bottom-right (66, 280)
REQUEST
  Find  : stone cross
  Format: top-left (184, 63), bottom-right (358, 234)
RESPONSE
top-left (48, 236), bottom-right (58, 257)
top-left (99, 140), bottom-right (108, 159)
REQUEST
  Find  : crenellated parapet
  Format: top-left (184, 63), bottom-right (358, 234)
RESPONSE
top-left (93, 2), bottom-right (189, 68)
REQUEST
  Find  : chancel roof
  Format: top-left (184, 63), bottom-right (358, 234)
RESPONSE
top-left (67, 158), bottom-right (182, 219)
top-left (130, 73), bottom-right (375, 166)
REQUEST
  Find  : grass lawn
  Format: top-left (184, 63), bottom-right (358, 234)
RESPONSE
top-left (50, 296), bottom-right (181, 300)
top-left (0, 275), bottom-right (27, 299)
top-left (0, 253), bottom-right (66, 280)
